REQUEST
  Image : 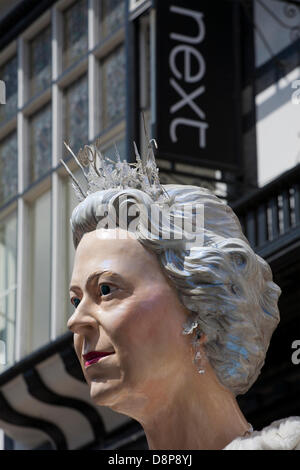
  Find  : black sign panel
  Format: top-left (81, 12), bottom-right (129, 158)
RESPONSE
top-left (154, 0), bottom-right (242, 171)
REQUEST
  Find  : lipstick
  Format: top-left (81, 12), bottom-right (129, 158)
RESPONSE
top-left (83, 351), bottom-right (114, 367)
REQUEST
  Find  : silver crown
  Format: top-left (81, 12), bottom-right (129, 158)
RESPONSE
top-left (60, 137), bottom-right (169, 204)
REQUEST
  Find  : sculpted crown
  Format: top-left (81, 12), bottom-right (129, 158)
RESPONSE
top-left (60, 137), bottom-right (167, 203)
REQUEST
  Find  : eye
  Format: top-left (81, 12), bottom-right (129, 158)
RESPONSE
top-left (99, 283), bottom-right (118, 298)
top-left (71, 297), bottom-right (81, 308)
top-left (100, 284), bottom-right (112, 296)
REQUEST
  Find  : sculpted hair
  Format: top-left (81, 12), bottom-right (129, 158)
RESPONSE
top-left (70, 184), bottom-right (281, 396)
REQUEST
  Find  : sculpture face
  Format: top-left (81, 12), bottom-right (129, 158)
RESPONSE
top-left (68, 228), bottom-right (191, 411)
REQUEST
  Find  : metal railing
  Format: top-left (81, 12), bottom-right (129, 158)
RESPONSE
top-left (231, 164), bottom-right (300, 259)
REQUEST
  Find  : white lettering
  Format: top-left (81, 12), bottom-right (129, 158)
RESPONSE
top-left (169, 44), bottom-right (206, 83)
top-left (170, 78), bottom-right (205, 119)
top-left (170, 118), bottom-right (208, 148)
top-left (108, 454), bottom-right (143, 467)
top-left (292, 340), bottom-right (300, 365)
top-left (170, 6), bottom-right (205, 44)
top-left (168, 6), bottom-right (207, 148)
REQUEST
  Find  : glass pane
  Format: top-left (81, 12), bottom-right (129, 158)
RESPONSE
top-left (102, 45), bottom-right (126, 129)
top-left (63, 75), bottom-right (88, 157)
top-left (255, 0), bottom-right (300, 67)
top-left (63, 0), bottom-right (88, 69)
top-left (0, 132), bottom-right (18, 206)
top-left (31, 190), bottom-right (51, 351)
top-left (29, 26), bottom-right (52, 98)
top-left (29, 104), bottom-right (52, 183)
top-left (100, 0), bottom-right (125, 38)
top-left (0, 55), bottom-right (18, 124)
top-left (0, 211), bottom-right (17, 370)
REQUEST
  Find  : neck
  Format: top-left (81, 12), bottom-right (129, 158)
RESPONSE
top-left (136, 364), bottom-right (250, 450)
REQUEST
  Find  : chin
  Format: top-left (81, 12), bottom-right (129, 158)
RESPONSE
top-left (89, 378), bottom-right (125, 408)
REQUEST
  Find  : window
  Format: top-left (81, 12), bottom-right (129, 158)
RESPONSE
top-left (254, 0), bottom-right (300, 186)
top-left (29, 26), bottom-right (52, 98)
top-left (63, 0), bottom-right (88, 70)
top-left (29, 104), bottom-right (52, 184)
top-left (0, 132), bottom-right (18, 206)
top-left (30, 190), bottom-right (51, 350)
top-left (100, 0), bottom-right (125, 39)
top-left (0, 0), bottom-right (127, 362)
top-left (254, 0), bottom-right (300, 68)
top-left (0, 211), bottom-right (17, 371)
top-left (101, 45), bottom-right (126, 130)
top-left (63, 74), bottom-right (88, 156)
top-left (0, 56), bottom-right (18, 124)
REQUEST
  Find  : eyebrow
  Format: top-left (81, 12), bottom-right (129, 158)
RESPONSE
top-left (69, 270), bottom-right (124, 292)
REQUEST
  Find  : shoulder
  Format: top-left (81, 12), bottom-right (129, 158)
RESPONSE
top-left (223, 417), bottom-right (300, 450)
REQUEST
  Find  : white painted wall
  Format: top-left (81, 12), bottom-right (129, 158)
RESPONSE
top-left (0, 429), bottom-right (4, 450)
top-left (256, 67), bottom-right (300, 187)
top-left (254, 0), bottom-right (300, 187)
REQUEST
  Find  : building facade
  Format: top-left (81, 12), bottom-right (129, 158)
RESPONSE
top-left (0, 0), bottom-right (299, 450)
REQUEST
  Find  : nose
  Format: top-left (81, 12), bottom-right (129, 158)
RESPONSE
top-left (67, 298), bottom-right (99, 336)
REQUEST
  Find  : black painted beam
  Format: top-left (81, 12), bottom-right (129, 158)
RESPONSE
top-left (0, 0), bottom-right (58, 51)
top-left (0, 390), bottom-right (67, 449)
top-left (23, 368), bottom-right (105, 447)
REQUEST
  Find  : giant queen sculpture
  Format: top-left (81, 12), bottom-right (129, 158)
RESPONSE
top-left (61, 139), bottom-right (300, 450)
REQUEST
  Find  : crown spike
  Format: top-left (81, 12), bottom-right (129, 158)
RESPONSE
top-left (61, 139), bottom-right (168, 204)
top-left (60, 158), bottom-right (87, 200)
top-left (64, 142), bottom-right (89, 181)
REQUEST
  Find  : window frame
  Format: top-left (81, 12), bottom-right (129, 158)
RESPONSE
top-left (0, 0), bottom-right (127, 361)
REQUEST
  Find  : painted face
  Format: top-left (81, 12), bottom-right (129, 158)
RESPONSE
top-left (68, 228), bottom-right (191, 412)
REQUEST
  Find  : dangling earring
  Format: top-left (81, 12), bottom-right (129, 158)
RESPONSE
top-left (192, 327), bottom-right (205, 375)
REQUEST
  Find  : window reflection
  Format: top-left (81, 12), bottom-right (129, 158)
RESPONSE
top-left (63, 0), bottom-right (88, 69)
top-left (29, 104), bottom-right (52, 184)
top-left (0, 132), bottom-right (18, 206)
top-left (101, 45), bottom-right (126, 129)
top-left (0, 56), bottom-right (18, 124)
top-left (100, 0), bottom-right (125, 39)
top-left (29, 26), bottom-right (52, 98)
top-left (63, 74), bottom-right (88, 157)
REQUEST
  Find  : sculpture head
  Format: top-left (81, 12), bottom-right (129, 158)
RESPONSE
top-left (67, 173), bottom-right (281, 402)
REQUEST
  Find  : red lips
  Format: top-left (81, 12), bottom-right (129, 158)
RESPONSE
top-left (83, 351), bottom-right (114, 367)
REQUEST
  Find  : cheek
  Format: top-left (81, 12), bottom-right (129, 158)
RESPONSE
top-left (109, 290), bottom-right (180, 356)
